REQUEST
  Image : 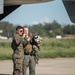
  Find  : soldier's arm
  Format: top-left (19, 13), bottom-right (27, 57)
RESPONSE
top-left (22, 37), bottom-right (28, 47)
top-left (14, 34), bottom-right (23, 46)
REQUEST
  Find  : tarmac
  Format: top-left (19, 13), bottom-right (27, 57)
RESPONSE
top-left (0, 58), bottom-right (75, 75)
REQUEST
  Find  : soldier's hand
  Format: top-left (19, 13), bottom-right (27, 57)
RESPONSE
top-left (23, 34), bottom-right (26, 38)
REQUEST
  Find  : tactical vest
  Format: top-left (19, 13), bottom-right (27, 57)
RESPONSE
top-left (24, 41), bottom-right (33, 53)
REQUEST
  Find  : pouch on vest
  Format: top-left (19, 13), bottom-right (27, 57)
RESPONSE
top-left (24, 43), bottom-right (33, 53)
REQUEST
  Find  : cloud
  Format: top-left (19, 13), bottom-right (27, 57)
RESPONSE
top-left (41, 16), bottom-right (50, 23)
top-left (44, 16), bottom-right (50, 23)
top-left (32, 16), bottom-right (50, 25)
top-left (32, 21), bottom-right (39, 25)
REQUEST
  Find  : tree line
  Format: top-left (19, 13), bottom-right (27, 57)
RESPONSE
top-left (0, 21), bottom-right (75, 38)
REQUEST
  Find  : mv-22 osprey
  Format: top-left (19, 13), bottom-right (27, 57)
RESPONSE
top-left (0, 0), bottom-right (75, 23)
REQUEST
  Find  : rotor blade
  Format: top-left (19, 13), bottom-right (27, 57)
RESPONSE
top-left (0, 5), bottom-right (20, 20)
top-left (62, 0), bottom-right (75, 23)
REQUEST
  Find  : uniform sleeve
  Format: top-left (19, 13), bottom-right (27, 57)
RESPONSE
top-left (22, 37), bottom-right (28, 47)
top-left (14, 34), bottom-right (23, 46)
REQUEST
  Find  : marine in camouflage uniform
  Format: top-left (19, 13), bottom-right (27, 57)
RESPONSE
top-left (23, 26), bottom-right (39, 75)
top-left (11, 26), bottom-right (27, 75)
top-left (23, 39), bottom-right (39, 75)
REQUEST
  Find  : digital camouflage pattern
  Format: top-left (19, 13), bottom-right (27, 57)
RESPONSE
top-left (12, 34), bottom-right (27, 75)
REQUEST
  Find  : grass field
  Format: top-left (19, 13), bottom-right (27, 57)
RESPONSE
top-left (40, 38), bottom-right (75, 58)
top-left (0, 38), bottom-right (75, 60)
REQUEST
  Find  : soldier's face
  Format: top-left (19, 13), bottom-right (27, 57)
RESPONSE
top-left (24, 28), bottom-right (29, 36)
top-left (17, 28), bottom-right (23, 36)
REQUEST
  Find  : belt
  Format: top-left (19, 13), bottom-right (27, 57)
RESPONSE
top-left (24, 52), bottom-right (34, 56)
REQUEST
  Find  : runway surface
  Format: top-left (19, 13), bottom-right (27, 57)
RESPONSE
top-left (0, 58), bottom-right (75, 75)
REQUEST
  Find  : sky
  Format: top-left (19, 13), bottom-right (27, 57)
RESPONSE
top-left (1, 0), bottom-right (73, 26)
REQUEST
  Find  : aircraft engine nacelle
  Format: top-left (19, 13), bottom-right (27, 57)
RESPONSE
top-left (4, 0), bottom-right (52, 5)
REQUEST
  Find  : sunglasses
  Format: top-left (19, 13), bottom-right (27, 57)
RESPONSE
top-left (19, 30), bottom-right (23, 32)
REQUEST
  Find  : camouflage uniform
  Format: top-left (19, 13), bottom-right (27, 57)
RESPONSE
top-left (12, 34), bottom-right (27, 75)
top-left (23, 40), bottom-right (38, 75)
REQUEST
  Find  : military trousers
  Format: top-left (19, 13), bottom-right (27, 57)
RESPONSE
top-left (13, 57), bottom-right (24, 75)
top-left (23, 55), bottom-right (36, 75)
